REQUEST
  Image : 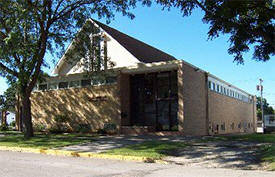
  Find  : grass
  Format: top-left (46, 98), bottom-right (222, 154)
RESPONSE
top-left (206, 133), bottom-right (275, 143)
top-left (204, 133), bottom-right (275, 170)
top-left (261, 145), bottom-right (275, 170)
top-left (103, 141), bottom-right (186, 160)
top-left (0, 131), bottom-right (94, 149)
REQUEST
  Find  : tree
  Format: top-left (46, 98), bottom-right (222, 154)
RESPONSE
top-left (64, 20), bottom-right (116, 78)
top-left (0, 0), bottom-right (273, 138)
top-left (0, 83), bottom-right (16, 127)
top-left (156, 0), bottom-right (274, 63)
top-left (0, 0), bottom-right (151, 137)
top-left (256, 97), bottom-right (274, 120)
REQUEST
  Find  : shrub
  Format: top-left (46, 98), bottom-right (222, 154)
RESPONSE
top-left (97, 128), bottom-right (107, 135)
top-left (9, 121), bottom-right (16, 127)
top-left (97, 123), bottom-right (117, 135)
top-left (54, 114), bottom-right (69, 124)
top-left (49, 114), bottom-right (70, 133)
top-left (33, 123), bottom-right (46, 132)
top-left (0, 124), bottom-right (9, 131)
top-left (103, 123), bottom-right (117, 134)
top-left (75, 124), bottom-right (90, 133)
top-left (49, 125), bottom-right (70, 134)
top-left (104, 123), bottom-right (117, 131)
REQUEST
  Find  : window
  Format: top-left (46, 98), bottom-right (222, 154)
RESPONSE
top-left (106, 76), bottom-right (117, 84)
top-left (227, 89), bottom-right (229, 96)
top-left (208, 81), bottom-right (211, 89)
top-left (92, 77), bottom-right (103, 85)
top-left (69, 81), bottom-right (80, 88)
top-left (221, 123), bottom-right (225, 131)
top-left (224, 87), bottom-right (226, 94)
top-left (217, 85), bottom-right (220, 92)
top-left (38, 84), bottom-right (47, 91)
top-left (269, 116), bottom-right (275, 124)
top-left (220, 86), bottom-right (223, 93)
top-left (231, 123), bottom-right (235, 130)
top-left (212, 83), bottom-right (215, 91)
top-left (59, 82), bottom-right (68, 89)
top-left (48, 83), bottom-right (58, 90)
top-left (238, 122), bottom-right (241, 129)
top-left (81, 79), bottom-right (91, 87)
top-left (33, 85), bottom-right (38, 91)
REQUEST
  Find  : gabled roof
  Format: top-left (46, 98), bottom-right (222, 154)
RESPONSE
top-left (92, 19), bottom-right (176, 63)
top-left (53, 19), bottom-right (177, 74)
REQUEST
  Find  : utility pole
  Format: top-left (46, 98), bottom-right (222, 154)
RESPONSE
top-left (257, 79), bottom-right (264, 127)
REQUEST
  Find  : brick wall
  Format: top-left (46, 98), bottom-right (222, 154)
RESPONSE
top-left (31, 84), bottom-right (121, 132)
top-left (208, 90), bottom-right (256, 135)
top-left (181, 62), bottom-right (208, 135)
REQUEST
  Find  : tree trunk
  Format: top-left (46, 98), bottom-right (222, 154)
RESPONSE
top-left (22, 94), bottom-right (33, 138)
top-left (1, 110), bottom-right (7, 126)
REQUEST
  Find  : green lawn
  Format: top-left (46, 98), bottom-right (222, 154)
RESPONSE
top-left (205, 133), bottom-right (275, 170)
top-left (103, 141), bottom-right (186, 160)
top-left (260, 145), bottom-right (275, 170)
top-left (0, 131), bottom-right (94, 149)
top-left (208, 133), bottom-right (275, 143)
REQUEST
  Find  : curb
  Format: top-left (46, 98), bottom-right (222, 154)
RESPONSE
top-left (0, 146), bottom-right (168, 164)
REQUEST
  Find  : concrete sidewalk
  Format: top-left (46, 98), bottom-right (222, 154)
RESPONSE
top-left (60, 135), bottom-right (268, 170)
top-left (60, 135), bottom-right (196, 153)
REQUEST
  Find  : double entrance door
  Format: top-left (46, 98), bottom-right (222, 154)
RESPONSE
top-left (130, 71), bottom-right (178, 131)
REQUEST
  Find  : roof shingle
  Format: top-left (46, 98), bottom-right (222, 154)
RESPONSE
top-left (93, 19), bottom-right (177, 63)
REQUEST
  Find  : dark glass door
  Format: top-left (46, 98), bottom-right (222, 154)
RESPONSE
top-left (156, 71), bottom-right (178, 131)
top-left (130, 71), bottom-right (178, 131)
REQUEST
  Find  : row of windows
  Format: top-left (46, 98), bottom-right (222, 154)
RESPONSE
top-left (208, 81), bottom-right (250, 103)
top-left (210, 122), bottom-right (253, 133)
top-left (33, 76), bottom-right (117, 91)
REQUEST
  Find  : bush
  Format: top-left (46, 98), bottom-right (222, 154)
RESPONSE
top-left (75, 124), bottom-right (90, 133)
top-left (9, 121), bottom-right (16, 127)
top-left (49, 114), bottom-right (70, 133)
top-left (97, 123), bottom-right (117, 135)
top-left (33, 123), bottom-right (46, 132)
top-left (54, 114), bottom-right (69, 123)
top-left (0, 124), bottom-right (9, 131)
top-left (104, 123), bottom-right (117, 131)
top-left (97, 128), bottom-right (107, 135)
top-left (49, 125), bottom-right (70, 134)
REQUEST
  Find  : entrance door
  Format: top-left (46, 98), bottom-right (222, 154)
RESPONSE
top-left (156, 72), bottom-right (178, 131)
top-left (130, 71), bottom-right (178, 131)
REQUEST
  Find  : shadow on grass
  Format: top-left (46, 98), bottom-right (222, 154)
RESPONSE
top-left (103, 141), bottom-right (186, 159)
top-left (0, 132), bottom-right (94, 149)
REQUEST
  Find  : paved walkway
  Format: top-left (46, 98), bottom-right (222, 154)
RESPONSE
top-left (60, 135), bottom-right (268, 170)
top-left (60, 135), bottom-right (197, 153)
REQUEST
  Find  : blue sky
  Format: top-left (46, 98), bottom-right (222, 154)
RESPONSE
top-left (0, 3), bottom-right (274, 106)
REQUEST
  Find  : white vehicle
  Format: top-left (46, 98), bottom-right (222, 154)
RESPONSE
top-left (264, 115), bottom-right (275, 133)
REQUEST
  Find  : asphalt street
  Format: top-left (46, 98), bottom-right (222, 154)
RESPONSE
top-left (0, 150), bottom-right (274, 177)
